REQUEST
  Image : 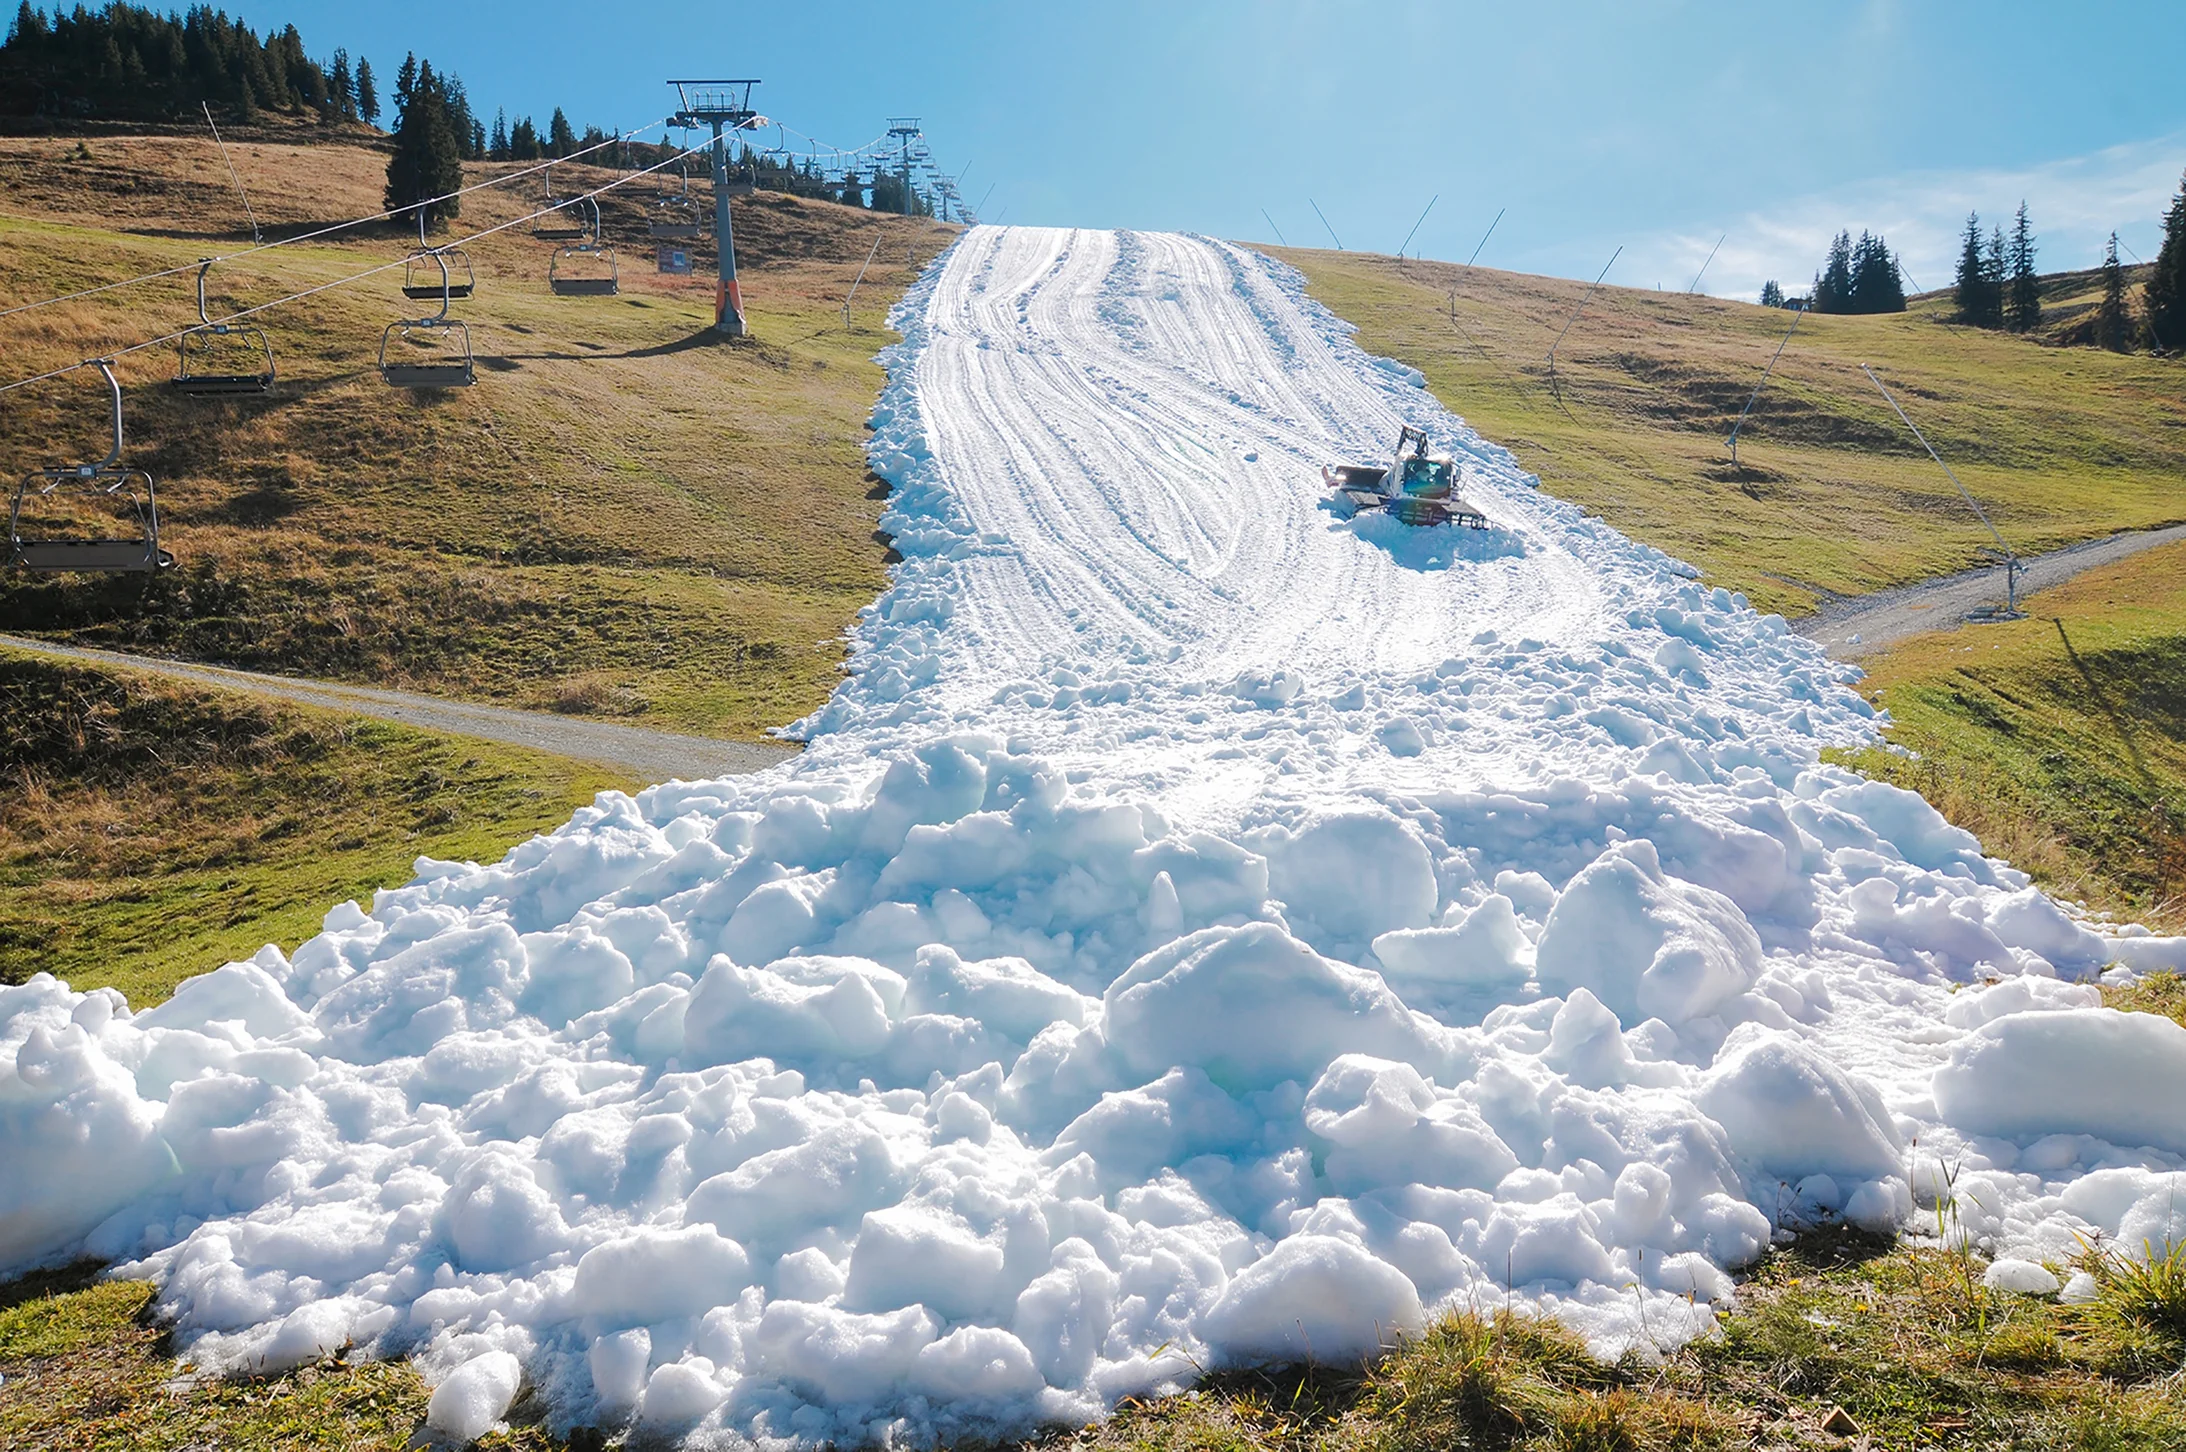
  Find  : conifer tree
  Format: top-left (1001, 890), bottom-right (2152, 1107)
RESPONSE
top-left (2005, 201), bottom-right (2040, 332)
top-left (2097, 233), bottom-right (2132, 352)
top-left (1759, 279), bottom-right (1784, 308)
top-left (328, 49), bottom-right (353, 122)
top-left (1813, 231), bottom-right (1855, 313)
top-left (355, 56), bottom-right (378, 124)
top-left (1954, 212), bottom-right (1999, 327)
top-left (2147, 169), bottom-right (2186, 354)
top-left (490, 108), bottom-right (509, 161)
top-left (548, 107), bottom-right (576, 158)
top-left (383, 59), bottom-right (461, 228)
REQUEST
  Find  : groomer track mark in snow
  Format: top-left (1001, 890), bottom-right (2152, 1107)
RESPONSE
top-left (7, 227), bottom-right (2186, 1449)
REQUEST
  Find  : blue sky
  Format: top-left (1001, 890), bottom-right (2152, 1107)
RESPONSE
top-left (259, 0), bottom-right (2186, 300)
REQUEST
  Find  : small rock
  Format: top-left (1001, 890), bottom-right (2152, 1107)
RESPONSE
top-left (1820, 1405), bottom-right (1860, 1437)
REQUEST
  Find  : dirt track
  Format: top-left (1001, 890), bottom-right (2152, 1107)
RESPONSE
top-left (1794, 523), bottom-right (2186, 658)
top-left (0, 634), bottom-right (798, 782)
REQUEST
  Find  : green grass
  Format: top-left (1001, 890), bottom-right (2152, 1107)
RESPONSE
top-left (1826, 541), bottom-right (2186, 930)
top-left (1277, 249), bottom-right (2186, 618)
top-left (0, 644), bottom-right (625, 1005)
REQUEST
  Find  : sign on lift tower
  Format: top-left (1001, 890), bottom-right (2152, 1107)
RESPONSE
top-left (669, 79), bottom-right (762, 337)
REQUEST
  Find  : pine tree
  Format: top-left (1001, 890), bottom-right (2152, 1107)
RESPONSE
top-left (548, 107), bottom-right (576, 158)
top-left (509, 116), bottom-right (540, 161)
top-left (1954, 212), bottom-right (1998, 327)
top-left (2097, 233), bottom-right (2132, 352)
top-left (1759, 279), bottom-right (1784, 308)
top-left (1846, 232), bottom-right (1905, 314)
top-left (2147, 169), bottom-right (2186, 354)
top-left (355, 56), bottom-right (378, 124)
top-left (2005, 202), bottom-right (2040, 332)
top-left (1810, 231), bottom-right (1854, 313)
top-left (490, 108), bottom-right (509, 161)
top-left (328, 48), bottom-right (353, 122)
top-left (383, 62), bottom-right (461, 228)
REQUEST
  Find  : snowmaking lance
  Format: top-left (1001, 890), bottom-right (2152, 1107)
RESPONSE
top-left (1323, 425), bottom-right (1487, 528)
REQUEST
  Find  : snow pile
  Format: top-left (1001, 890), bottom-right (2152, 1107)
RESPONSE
top-left (7, 226), bottom-right (2186, 1447)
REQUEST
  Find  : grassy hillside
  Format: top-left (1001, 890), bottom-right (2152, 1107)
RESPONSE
top-left (0, 643), bottom-right (624, 1004)
top-left (1834, 541), bottom-right (2186, 930)
top-left (0, 136), bottom-right (954, 740)
top-left (1278, 248), bottom-right (2186, 618)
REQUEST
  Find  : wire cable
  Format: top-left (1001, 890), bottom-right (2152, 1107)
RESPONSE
top-left (0, 136), bottom-right (718, 398)
top-left (0, 115), bottom-right (679, 323)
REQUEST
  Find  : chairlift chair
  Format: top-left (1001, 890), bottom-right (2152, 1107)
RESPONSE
top-left (170, 259), bottom-right (274, 396)
top-left (379, 254), bottom-right (475, 389)
top-left (549, 241), bottom-right (620, 297)
top-left (533, 176), bottom-right (596, 242)
top-left (649, 171), bottom-right (704, 240)
top-left (402, 210), bottom-right (476, 301)
top-left (10, 360), bottom-right (173, 572)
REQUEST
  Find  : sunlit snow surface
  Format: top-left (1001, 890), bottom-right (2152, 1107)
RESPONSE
top-left (9, 228), bottom-right (2186, 1446)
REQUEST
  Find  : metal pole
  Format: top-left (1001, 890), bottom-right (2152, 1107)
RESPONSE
top-left (1309, 198), bottom-right (1343, 250)
top-left (711, 119), bottom-right (745, 337)
top-left (1686, 232), bottom-right (1725, 294)
top-left (1260, 208), bottom-right (1288, 246)
top-left (1396, 194), bottom-right (1437, 259)
top-left (1547, 246), bottom-right (1620, 380)
top-left (1727, 304), bottom-right (1804, 466)
top-left (203, 101), bottom-right (262, 244)
top-left (1862, 363), bottom-right (2018, 612)
top-left (843, 231), bottom-right (884, 329)
top-left (1464, 208), bottom-right (1504, 269)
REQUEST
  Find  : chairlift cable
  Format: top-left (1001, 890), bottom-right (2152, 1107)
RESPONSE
top-left (0, 116), bottom-right (678, 323)
top-left (0, 137), bottom-right (715, 398)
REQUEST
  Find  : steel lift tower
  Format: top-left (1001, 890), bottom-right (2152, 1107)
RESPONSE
top-left (887, 118), bottom-right (922, 216)
top-left (670, 79), bottom-right (762, 337)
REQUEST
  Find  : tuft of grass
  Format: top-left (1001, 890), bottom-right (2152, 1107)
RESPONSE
top-left (2107, 970), bottom-right (2186, 1028)
top-left (1, 645), bottom-right (625, 1005)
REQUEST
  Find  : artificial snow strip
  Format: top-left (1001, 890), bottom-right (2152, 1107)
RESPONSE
top-left (7, 227), bottom-right (2186, 1448)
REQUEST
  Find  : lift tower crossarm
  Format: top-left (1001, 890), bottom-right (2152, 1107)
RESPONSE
top-left (669, 79), bottom-right (764, 337)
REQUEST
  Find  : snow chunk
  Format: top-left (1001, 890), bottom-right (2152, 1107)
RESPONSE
top-left (1933, 1009), bottom-right (2186, 1154)
top-left (1534, 841), bottom-right (1761, 1026)
top-left (1203, 1234), bottom-right (1423, 1365)
top-left (427, 1351), bottom-right (523, 1444)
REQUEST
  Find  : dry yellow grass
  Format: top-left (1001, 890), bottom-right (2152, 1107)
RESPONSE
top-left (0, 136), bottom-right (956, 740)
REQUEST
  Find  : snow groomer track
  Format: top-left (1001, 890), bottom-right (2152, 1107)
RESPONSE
top-left (10, 226), bottom-right (2186, 1446)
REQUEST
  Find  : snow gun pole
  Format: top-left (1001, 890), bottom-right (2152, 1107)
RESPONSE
top-left (1397, 194), bottom-right (1437, 259)
top-left (1464, 208), bottom-right (1504, 270)
top-left (843, 230), bottom-right (885, 329)
top-left (1862, 363), bottom-right (2020, 614)
top-left (1261, 209), bottom-right (1289, 246)
top-left (1727, 303), bottom-right (1804, 467)
top-left (1547, 245), bottom-right (1620, 384)
top-left (1686, 232), bottom-right (1725, 294)
top-left (202, 101), bottom-right (262, 246)
top-left (1309, 198), bottom-right (1344, 251)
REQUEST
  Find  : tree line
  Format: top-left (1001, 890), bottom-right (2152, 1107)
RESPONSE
top-left (1758, 230), bottom-right (1905, 314)
top-left (0, 0), bottom-right (374, 123)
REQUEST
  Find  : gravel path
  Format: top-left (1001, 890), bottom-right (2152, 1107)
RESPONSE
top-left (1793, 522), bottom-right (2186, 658)
top-left (0, 634), bottom-right (798, 783)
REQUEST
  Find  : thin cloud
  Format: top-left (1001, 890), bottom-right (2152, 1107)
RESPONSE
top-left (1628, 134), bottom-right (2186, 303)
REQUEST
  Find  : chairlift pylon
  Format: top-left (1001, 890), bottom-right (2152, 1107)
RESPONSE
top-left (379, 253), bottom-right (475, 389)
top-left (403, 208), bottom-right (477, 302)
top-left (170, 259), bottom-right (274, 396)
top-left (10, 360), bottom-right (173, 572)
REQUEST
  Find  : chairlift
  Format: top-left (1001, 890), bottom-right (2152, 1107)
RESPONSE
top-left (10, 360), bottom-right (173, 572)
top-left (402, 209), bottom-right (476, 302)
top-left (170, 259), bottom-right (274, 396)
top-left (550, 241), bottom-right (620, 297)
top-left (649, 169), bottom-right (704, 241)
top-left (379, 254), bottom-right (475, 389)
top-left (533, 173), bottom-right (596, 242)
